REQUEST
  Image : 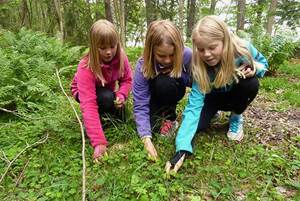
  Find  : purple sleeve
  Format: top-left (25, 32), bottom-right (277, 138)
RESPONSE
top-left (133, 59), bottom-right (152, 138)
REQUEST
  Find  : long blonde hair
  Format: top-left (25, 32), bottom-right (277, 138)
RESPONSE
top-left (192, 15), bottom-right (254, 93)
top-left (88, 19), bottom-right (124, 84)
top-left (143, 20), bottom-right (184, 79)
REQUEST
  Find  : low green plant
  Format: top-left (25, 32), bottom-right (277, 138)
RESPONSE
top-left (252, 32), bottom-right (298, 75)
top-left (0, 28), bottom-right (83, 112)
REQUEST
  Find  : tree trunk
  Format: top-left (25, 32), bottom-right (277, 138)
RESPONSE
top-left (236, 0), bottom-right (246, 31)
top-left (186, 0), bottom-right (196, 38)
top-left (178, 0), bottom-right (184, 35)
top-left (104, 0), bottom-right (114, 23)
top-left (54, 0), bottom-right (64, 41)
top-left (145, 0), bottom-right (156, 27)
top-left (119, 0), bottom-right (125, 47)
top-left (20, 0), bottom-right (31, 27)
top-left (266, 0), bottom-right (278, 35)
top-left (210, 0), bottom-right (217, 14)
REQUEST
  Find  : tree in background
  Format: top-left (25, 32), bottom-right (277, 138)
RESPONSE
top-left (104, 0), bottom-right (113, 23)
top-left (236, 0), bottom-right (246, 31)
top-left (145, 0), bottom-right (156, 27)
top-left (277, 0), bottom-right (300, 30)
top-left (186, 0), bottom-right (196, 38)
top-left (266, 0), bottom-right (278, 35)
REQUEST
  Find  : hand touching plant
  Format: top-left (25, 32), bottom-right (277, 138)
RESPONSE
top-left (142, 137), bottom-right (158, 161)
top-left (93, 144), bottom-right (107, 163)
top-left (114, 96), bottom-right (125, 108)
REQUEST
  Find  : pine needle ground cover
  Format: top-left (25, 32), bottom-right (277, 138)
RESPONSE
top-left (0, 29), bottom-right (299, 200)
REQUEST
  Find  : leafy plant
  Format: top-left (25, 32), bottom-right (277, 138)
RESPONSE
top-left (252, 32), bottom-right (298, 75)
top-left (0, 28), bottom-right (83, 112)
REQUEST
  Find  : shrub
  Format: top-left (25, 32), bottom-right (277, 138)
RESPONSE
top-left (0, 28), bottom-right (83, 112)
top-left (252, 32), bottom-right (298, 75)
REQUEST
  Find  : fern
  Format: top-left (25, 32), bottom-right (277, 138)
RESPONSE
top-left (0, 28), bottom-right (83, 113)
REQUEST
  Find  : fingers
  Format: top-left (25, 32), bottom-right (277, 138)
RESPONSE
top-left (172, 154), bottom-right (185, 173)
top-left (93, 144), bottom-right (107, 163)
top-left (165, 151), bottom-right (188, 176)
top-left (93, 151), bottom-right (108, 163)
top-left (165, 161), bottom-right (172, 174)
top-left (238, 63), bottom-right (256, 78)
top-left (114, 97), bottom-right (124, 108)
top-left (142, 137), bottom-right (158, 161)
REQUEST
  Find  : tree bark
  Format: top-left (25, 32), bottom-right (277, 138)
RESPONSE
top-left (20, 0), bottom-right (31, 27)
top-left (178, 0), bottom-right (184, 35)
top-left (186, 0), bottom-right (196, 38)
top-left (119, 0), bottom-right (125, 47)
top-left (54, 0), bottom-right (64, 41)
top-left (236, 0), bottom-right (246, 31)
top-left (104, 0), bottom-right (114, 23)
top-left (266, 0), bottom-right (278, 35)
top-left (210, 0), bottom-right (217, 14)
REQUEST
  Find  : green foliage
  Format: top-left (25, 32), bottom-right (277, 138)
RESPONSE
top-left (260, 61), bottom-right (300, 107)
top-left (125, 47), bottom-right (143, 65)
top-left (277, 0), bottom-right (300, 30)
top-left (0, 28), bottom-right (83, 112)
top-left (252, 32), bottom-right (298, 75)
top-left (0, 32), bottom-right (299, 200)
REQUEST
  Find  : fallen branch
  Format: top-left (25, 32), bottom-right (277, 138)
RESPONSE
top-left (15, 157), bottom-right (31, 187)
top-left (0, 133), bottom-right (49, 184)
top-left (55, 68), bottom-right (86, 201)
top-left (0, 107), bottom-right (32, 120)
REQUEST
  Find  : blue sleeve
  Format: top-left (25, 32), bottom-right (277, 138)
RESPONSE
top-left (248, 43), bottom-right (269, 78)
top-left (175, 82), bottom-right (205, 153)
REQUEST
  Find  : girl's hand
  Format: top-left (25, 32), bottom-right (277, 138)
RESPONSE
top-left (93, 144), bottom-right (107, 163)
top-left (238, 63), bottom-right (256, 78)
top-left (114, 96), bottom-right (124, 108)
top-left (165, 151), bottom-right (187, 175)
top-left (142, 137), bottom-right (158, 161)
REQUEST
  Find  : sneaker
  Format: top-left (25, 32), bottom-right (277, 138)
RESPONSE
top-left (160, 120), bottom-right (179, 136)
top-left (227, 113), bottom-right (244, 141)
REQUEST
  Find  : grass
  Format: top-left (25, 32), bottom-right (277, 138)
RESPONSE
top-left (0, 52), bottom-right (299, 200)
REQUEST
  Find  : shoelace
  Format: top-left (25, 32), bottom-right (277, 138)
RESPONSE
top-left (161, 120), bottom-right (173, 134)
top-left (229, 117), bottom-right (240, 133)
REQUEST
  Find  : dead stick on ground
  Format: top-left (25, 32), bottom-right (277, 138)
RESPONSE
top-left (0, 133), bottom-right (48, 184)
top-left (0, 107), bottom-right (31, 120)
top-left (15, 157), bottom-right (31, 187)
top-left (55, 68), bottom-right (86, 201)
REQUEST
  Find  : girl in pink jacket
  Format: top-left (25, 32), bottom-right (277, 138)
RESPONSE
top-left (71, 20), bottom-right (132, 162)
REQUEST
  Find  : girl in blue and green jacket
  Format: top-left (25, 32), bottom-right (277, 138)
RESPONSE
top-left (165, 15), bottom-right (268, 174)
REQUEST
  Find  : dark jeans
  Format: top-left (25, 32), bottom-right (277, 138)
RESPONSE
top-left (197, 76), bottom-right (259, 131)
top-left (76, 87), bottom-right (126, 122)
top-left (149, 74), bottom-right (186, 131)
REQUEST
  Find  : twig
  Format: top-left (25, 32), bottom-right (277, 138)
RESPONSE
top-left (57, 65), bottom-right (76, 74)
top-left (0, 107), bottom-right (31, 120)
top-left (15, 157), bottom-right (31, 187)
top-left (55, 68), bottom-right (86, 201)
top-left (0, 133), bottom-right (48, 184)
top-left (0, 107), bottom-right (49, 121)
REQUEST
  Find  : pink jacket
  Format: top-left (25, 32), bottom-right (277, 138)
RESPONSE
top-left (71, 53), bottom-right (132, 147)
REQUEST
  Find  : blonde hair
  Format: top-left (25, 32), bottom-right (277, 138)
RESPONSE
top-left (192, 15), bottom-right (254, 93)
top-left (143, 20), bottom-right (184, 79)
top-left (88, 19), bottom-right (124, 84)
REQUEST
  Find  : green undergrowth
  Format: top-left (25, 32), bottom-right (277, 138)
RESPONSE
top-left (0, 29), bottom-right (299, 200)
